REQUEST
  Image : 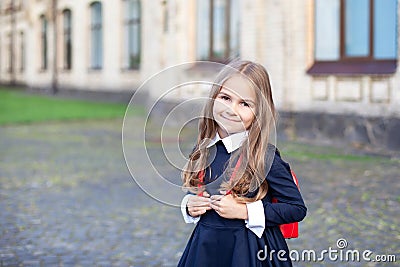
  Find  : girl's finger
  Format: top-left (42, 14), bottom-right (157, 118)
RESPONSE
top-left (210, 195), bottom-right (224, 201)
top-left (202, 191), bottom-right (210, 197)
top-left (198, 197), bottom-right (212, 205)
top-left (187, 202), bottom-right (209, 208)
top-left (210, 202), bottom-right (220, 211)
top-left (188, 196), bottom-right (210, 205)
top-left (193, 208), bottom-right (209, 216)
top-left (189, 196), bottom-right (211, 206)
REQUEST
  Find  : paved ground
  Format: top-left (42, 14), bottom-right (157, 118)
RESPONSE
top-left (0, 115), bottom-right (399, 266)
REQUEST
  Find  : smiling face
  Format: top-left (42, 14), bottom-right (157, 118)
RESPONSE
top-left (212, 75), bottom-right (257, 138)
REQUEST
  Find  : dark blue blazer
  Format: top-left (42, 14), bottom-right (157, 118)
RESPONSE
top-left (178, 141), bottom-right (307, 267)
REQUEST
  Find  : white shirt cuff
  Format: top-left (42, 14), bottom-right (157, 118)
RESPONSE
top-left (180, 194), bottom-right (201, 224)
top-left (245, 200), bottom-right (265, 238)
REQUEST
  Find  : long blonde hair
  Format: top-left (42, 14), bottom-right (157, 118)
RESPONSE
top-left (182, 60), bottom-right (276, 202)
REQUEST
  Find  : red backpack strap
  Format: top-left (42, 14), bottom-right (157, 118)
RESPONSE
top-left (226, 154), bottom-right (243, 195)
top-left (197, 170), bottom-right (205, 196)
top-left (197, 154), bottom-right (243, 196)
top-left (290, 170), bottom-right (299, 189)
top-left (277, 169), bottom-right (301, 239)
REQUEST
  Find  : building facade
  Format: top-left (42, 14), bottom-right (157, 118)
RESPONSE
top-left (1, 0), bottom-right (399, 148)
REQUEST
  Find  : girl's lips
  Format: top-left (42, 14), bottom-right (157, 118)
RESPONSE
top-left (220, 114), bottom-right (241, 123)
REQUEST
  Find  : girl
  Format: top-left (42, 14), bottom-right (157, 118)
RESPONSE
top-left (178, 60), bottom-right (306, 267)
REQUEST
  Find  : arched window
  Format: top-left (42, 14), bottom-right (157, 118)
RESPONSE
top-left (196, 0), bottom-right (240, 61)
top-left (63, 9), bottom-right (72, 70)
top-left (123, 0), bottom-right (141, 69)
top-left (90, 2), bottom-right (103, 69)
top-left (40, 15), bottom-right (47, 70)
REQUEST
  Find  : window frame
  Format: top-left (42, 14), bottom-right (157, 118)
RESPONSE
top-left (40, 14), bottom-right (48, 71)
top-left (7, 32), bottom-right (12, 73)
top-left (62, 9), bottom-right (72, 70)
top-left (308, 0), bottom-right (397, 75)
top-left (20, 31), bottom-right (24, 72)
top-left (197, 0), bottom-right (239, 62)
top-left (89, 1), bottom-right (103, 70)
top-left (122, 0), bottom-right (141, 70)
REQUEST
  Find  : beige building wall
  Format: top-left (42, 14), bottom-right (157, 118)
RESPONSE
top-left (0, 0), bottom-right (399, 118)
top-left (296, 0), bottom-right (399, 118)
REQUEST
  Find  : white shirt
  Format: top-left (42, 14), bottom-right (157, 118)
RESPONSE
top-left (180, 131), bottom-right (266, 238)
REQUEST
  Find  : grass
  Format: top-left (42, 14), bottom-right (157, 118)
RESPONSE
top-left (279, 141), bottom-right (393, 163)
top-left (0, 88), bottom-right (144, 125)
top-left (283, 149), bottom-right (387, 162)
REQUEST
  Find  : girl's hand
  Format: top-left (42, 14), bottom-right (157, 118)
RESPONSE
top-left (210, 191), bottom-right (248, 220)
top-left (187, 191), bottom-right (211, 217)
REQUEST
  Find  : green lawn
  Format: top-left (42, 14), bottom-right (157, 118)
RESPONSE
top-left (0, 88), bottom-right (143, 125)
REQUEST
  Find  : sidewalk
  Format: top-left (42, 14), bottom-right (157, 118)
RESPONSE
top-left (0, 116), bottom-right (398, 266)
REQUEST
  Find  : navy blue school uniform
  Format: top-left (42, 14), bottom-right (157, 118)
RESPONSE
top-left (178, 140), bottom-right (307, 267)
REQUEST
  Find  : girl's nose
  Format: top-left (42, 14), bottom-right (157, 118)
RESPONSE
top-left (226, 103), bottom-right (239, 116)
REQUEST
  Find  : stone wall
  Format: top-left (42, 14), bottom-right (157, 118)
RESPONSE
top-left (278, 111), bottom-right (400, 152)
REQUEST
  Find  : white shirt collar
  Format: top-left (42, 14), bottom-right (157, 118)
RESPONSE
top-left (206, 131), bottom-right (248, 153)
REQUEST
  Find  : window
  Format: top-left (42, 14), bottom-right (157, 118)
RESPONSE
top-left (90, 1), bottom-right (102, 69)
top-left (63, 9), bottom-right (72, 70)
top-left (11, 0), bottom-right (21, 10)
top-left (196, 0), bottom-right (240, 62)
top-left (20, 31), bottom-right (24, 72)
top-left (7, 32), bottom-right (12, 73)
top-left (162, 0), bottom-right (168, 33)
top-left (123, 0), bottom-right (141, 69)
top-left (2, 0), bottom-right (13, 13)
top-left (40, 15), bottom-right (47, 70)
top-left (309, 0), bottom-right (398, 74)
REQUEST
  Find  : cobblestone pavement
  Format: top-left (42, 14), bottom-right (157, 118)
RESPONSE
top-left (0, 116), bottom-right (399, 267)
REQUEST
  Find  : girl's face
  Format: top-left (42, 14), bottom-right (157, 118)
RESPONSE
top-left (213, 75), bottom-right (256, 138)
